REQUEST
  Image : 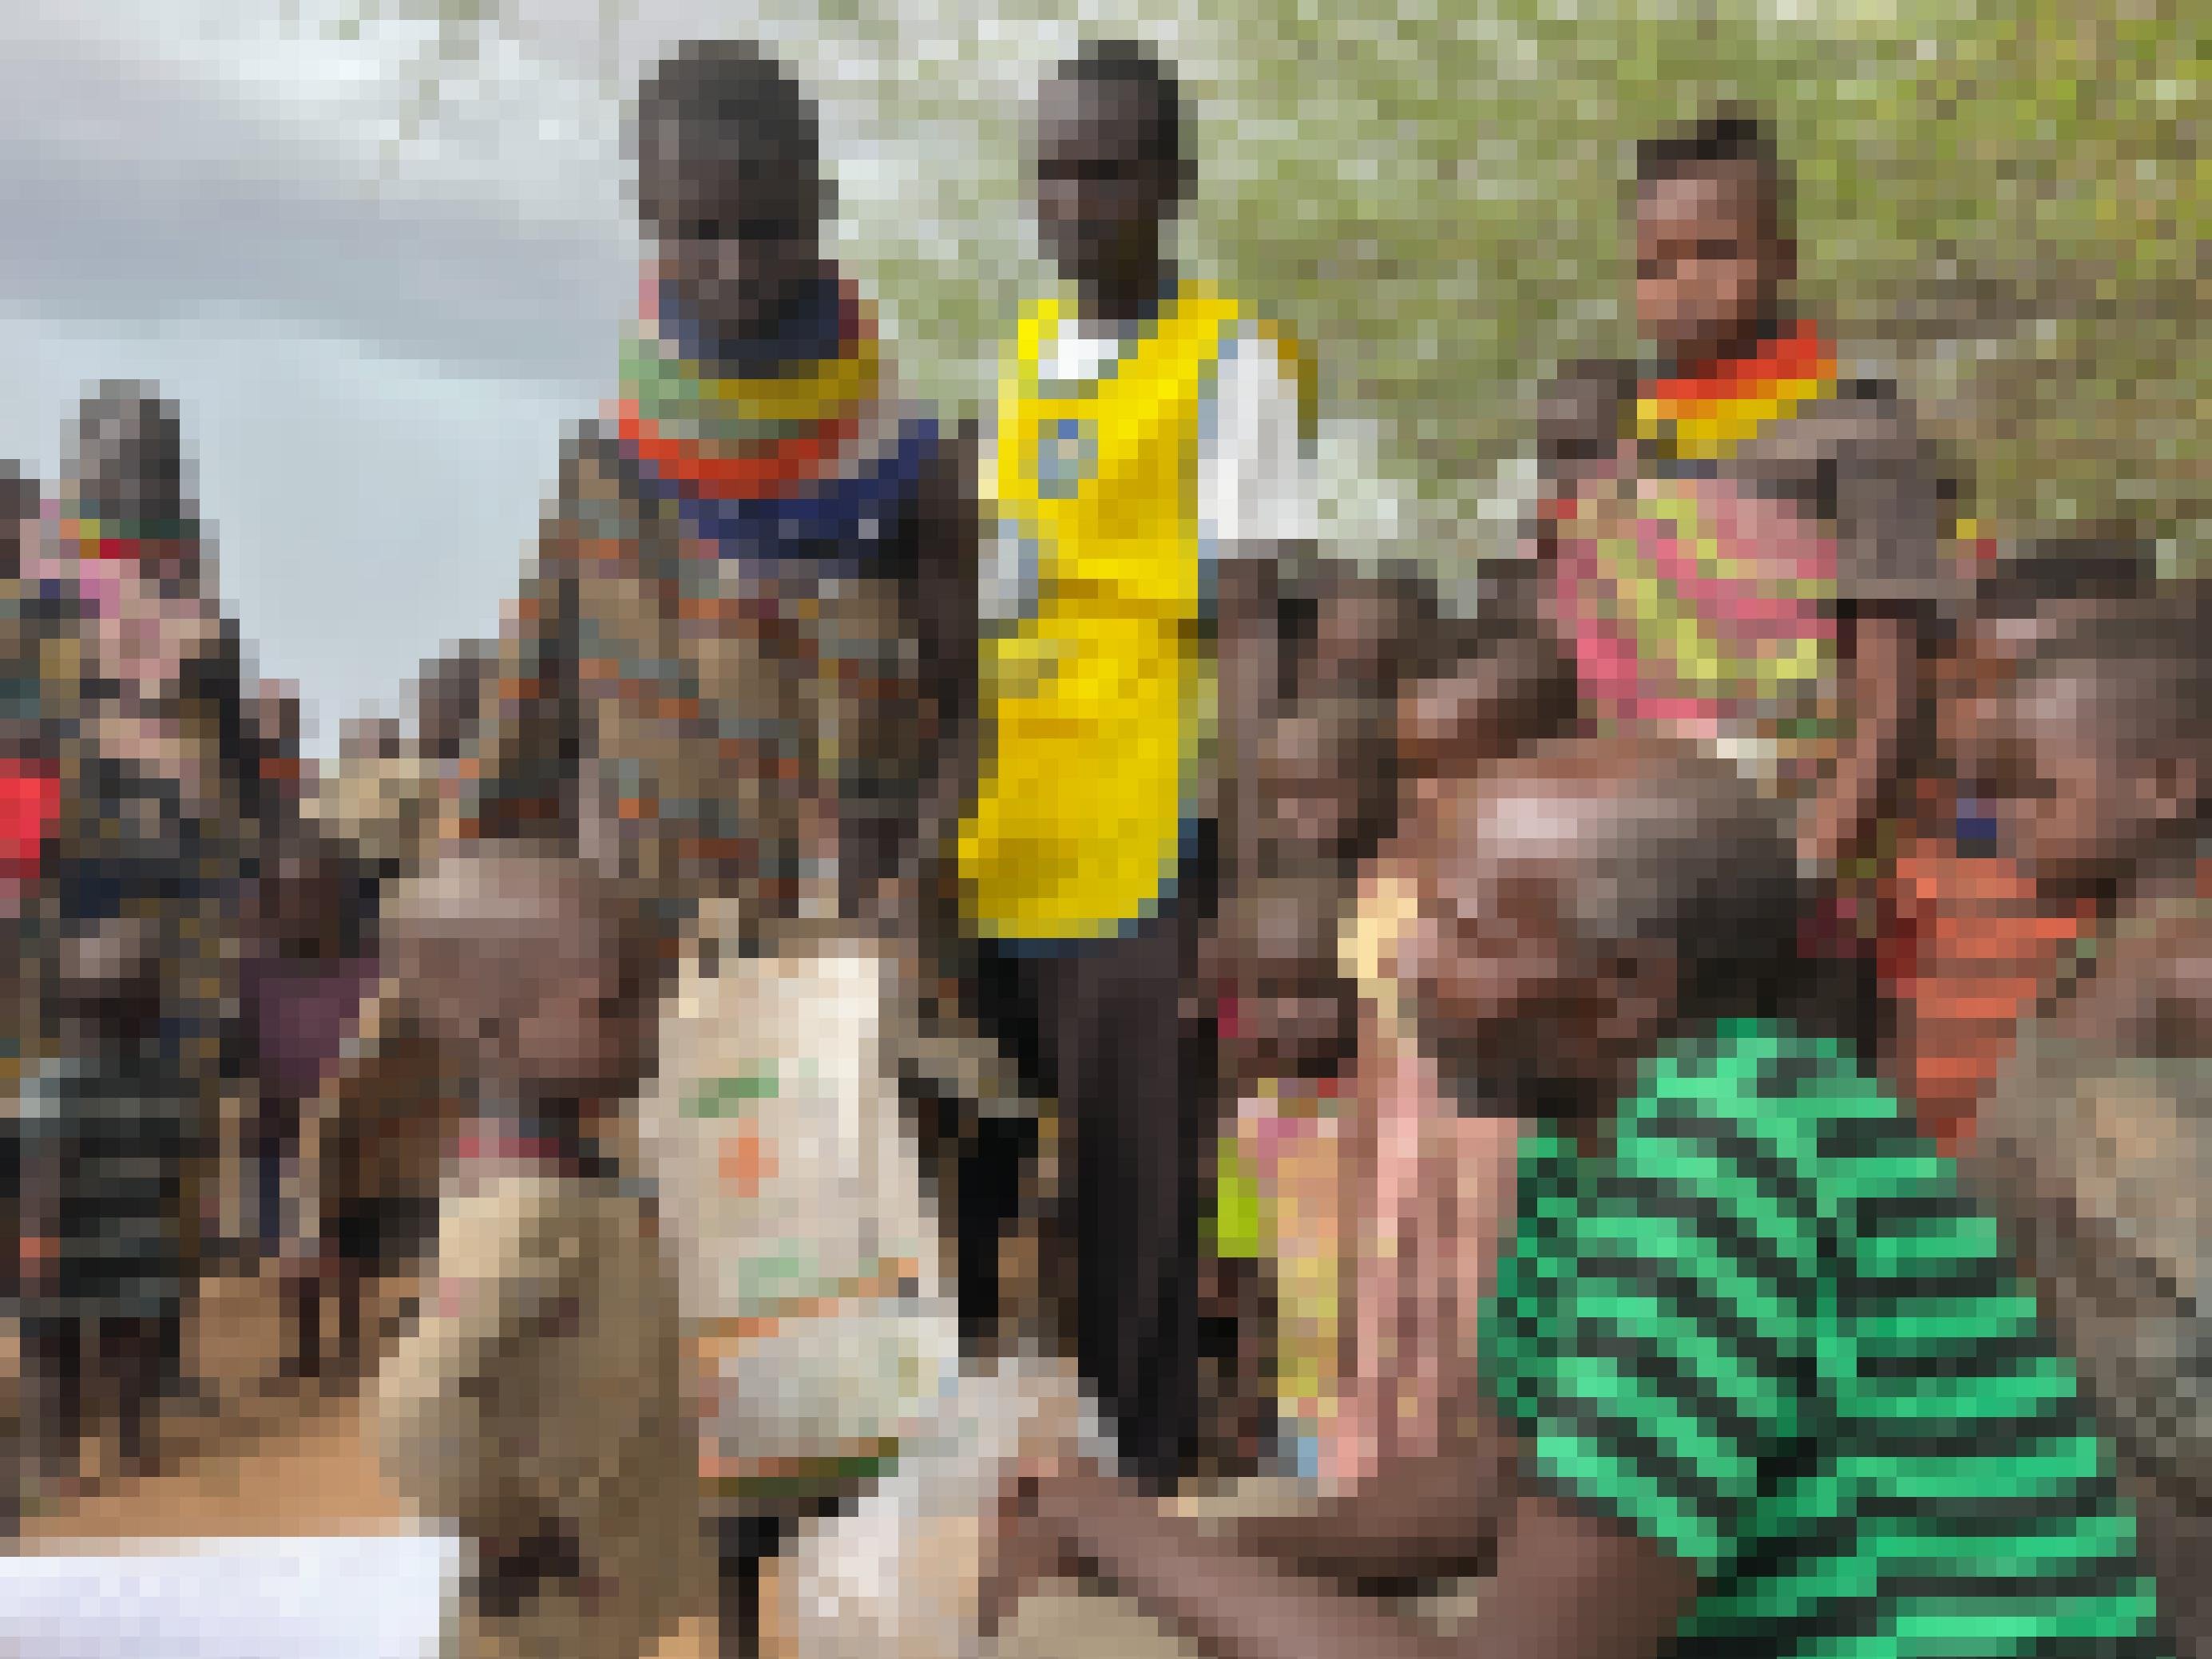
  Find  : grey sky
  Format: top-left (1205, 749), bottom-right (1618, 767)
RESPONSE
top-left (0, 3), bottom-right (641, 752)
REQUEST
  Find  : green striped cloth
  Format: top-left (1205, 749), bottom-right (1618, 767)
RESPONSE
top-left (1486, 1019), bottom-right (2166, 1657)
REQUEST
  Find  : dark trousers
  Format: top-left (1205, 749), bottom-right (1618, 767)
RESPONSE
top-left (967, 834), bottom-right (1219, 1492)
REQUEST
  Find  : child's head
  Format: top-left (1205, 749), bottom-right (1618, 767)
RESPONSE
top-left (1225, 876), bottom-right (1357, 1085)
top-left (1945, 589), bottom-right (2210, 900)
top-left (1034, 39), bottom-right (1192, 303)
top-left (1398, 736), bottom-right (1806, 1118)
top-left (383, 845), bottom-right (664, 1117)
top-left (1968, 534), bottom-right (2159, 653)
top-left (411, 641), bottom-right (493, 765)
top-left (50, 913), bottom-right (164, 1044)
top-left (1536, 359), bottom-right (1631, 504)
top-left (65, 384), bottom-right (195, 575)
top-left (632, 40), bottom-right (828, 340)
top-left (1261, 694), bottom-right (1393, 865)
top-left (252, 822), bottom-right (375, 964)
top-left (1632, 109), bottom-right (1795, 372)
top-left (1392, 641), bottom-right (1580, 809)
top-left (1296, 567), bottom-right (1439, 707)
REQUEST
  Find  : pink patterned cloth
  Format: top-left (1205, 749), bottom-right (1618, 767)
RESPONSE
top-left (1552, 456), bottom-right (1840, 794)
top-left (1327, 873), bottom-right (1521, 1484)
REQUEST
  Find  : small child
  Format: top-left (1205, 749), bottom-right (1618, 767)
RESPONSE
top-left (1944, 587), bottom-right (2212, 1657)
top-left (240, 822), bottom-right (382, 1377)
top-left (1214, 569), bottom-right (1482, 1484)
top-left (373, 845), bottom-right (706, 1659)
top-left (1884, 538), bottom-right (2162, 1150)
top-left (18, 905), bottom-right (193, 1488)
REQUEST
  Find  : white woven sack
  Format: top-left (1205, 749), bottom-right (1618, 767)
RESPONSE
top-left (634, 930), bottom-right (961, 1467)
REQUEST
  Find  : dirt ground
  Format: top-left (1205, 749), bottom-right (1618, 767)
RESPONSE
top-left (2, 1265), bottom-right (1129, 1659)
top-left (4, 1265), bottom-right (716, 1657)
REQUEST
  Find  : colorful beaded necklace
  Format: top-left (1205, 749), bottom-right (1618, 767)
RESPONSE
top-left (611, 271), bottom-right (935, 569)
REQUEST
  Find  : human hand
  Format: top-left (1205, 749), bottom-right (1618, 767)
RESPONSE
top-left (977, 1454), bottom-right (1086, 1639)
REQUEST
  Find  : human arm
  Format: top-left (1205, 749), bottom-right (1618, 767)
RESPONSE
top-left (1806, 399), bottom-right (1962, 875)
top-left (1395, 559), bottom-right (1579, 799)
top-left (438, 442), bottom-right (591, 850)
top-left (1801, 606), bottom-right (1914, 874)
top-left (894, 423), bottom-right (981, 935)
top-left (1227, 1400), bottom-right (1518, 1586)
top-left (1008, 1460), bottom-right (1466, 1659)
top-left (998, 1416), bottom-right (1696, 1659)
top-left (1207, 324), bottom-right (1314, 905)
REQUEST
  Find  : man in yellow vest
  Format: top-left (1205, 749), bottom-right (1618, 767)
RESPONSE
top-left (957, 38), bottom-right (1317, 1491)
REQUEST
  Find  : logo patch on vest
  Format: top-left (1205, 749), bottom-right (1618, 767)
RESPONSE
top-left (1035, 417), bottom-right (1097, 501)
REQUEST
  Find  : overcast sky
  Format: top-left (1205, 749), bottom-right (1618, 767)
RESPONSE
top-left (0, 2), bottom-right (642, 751)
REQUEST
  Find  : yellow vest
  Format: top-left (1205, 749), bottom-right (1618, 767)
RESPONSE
top-left (959, 283), bottom-right (1247, 940)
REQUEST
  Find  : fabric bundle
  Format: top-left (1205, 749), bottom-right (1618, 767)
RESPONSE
top-left (0, 759), bottom-right (60, 885)
top-left (1554, 321), bottom-right (1844, 798)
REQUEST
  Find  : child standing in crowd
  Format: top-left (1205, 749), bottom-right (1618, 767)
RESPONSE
top-left (374, 844), bottom-right (704, 1659)
top-left (1215, 568), bottom-right (1449, 1482)
top-left (1884, 537), bottom-right (2159, 1150)
top-left (238, 820), bottom-right (381, 1377)
top-left (1449, 109), bottom-right (1964, 1051)
top-left (957, 38), bottom-right (1318, 1492)
top-left (1946, 588), bottom-right (2212, 1658)
top-left (19, 752), bottom-right (212, 1489)
top-left (1370, 117), bottom-right (1964, 1404)
top-left (973, 738), bottom-right (2169, 1659)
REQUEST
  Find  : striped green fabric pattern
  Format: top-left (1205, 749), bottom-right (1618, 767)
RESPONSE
top-left (1485, 1019), bottom-right (2166, 1657)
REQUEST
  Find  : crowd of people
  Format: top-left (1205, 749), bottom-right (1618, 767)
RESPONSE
top-left (2, 30), bottom-right (2206, 1659)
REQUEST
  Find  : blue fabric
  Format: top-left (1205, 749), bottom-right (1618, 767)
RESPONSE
top-left (1956, 794), bottom-right (2001, 857)
top-left (628, 416), bottom-right (939, 574)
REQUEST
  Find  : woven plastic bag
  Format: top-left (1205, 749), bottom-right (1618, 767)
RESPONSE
top-left (785, 1350), bottom-right (1112, 1659)
top-left (632, 926), bottom-right (965, 1502)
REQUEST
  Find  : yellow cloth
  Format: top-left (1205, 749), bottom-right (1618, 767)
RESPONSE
top-left (1344, 869), bottom-right (1423, 1037)
top-left (959, 283), bottom-right (1247, 940)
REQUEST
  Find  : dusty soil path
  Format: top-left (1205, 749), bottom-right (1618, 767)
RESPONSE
top-left (8, 1265), bottom-right (715, 1657)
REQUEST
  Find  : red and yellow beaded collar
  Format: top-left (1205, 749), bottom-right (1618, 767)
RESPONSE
top-left (1635, 319), bottom-right (1837, 460)
top-left (60, 513), bottom-right (200, 567)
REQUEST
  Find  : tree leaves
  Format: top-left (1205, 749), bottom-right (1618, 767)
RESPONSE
top-left (311, 0), bottom-right (2207, 564)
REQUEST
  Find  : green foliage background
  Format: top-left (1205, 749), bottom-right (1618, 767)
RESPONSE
top-left (332, 0), bottom-right (2206, 568)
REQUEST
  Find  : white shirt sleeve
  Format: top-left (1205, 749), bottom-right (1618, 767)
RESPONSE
top-left (1200, 323), bottom-right (1318, 556)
